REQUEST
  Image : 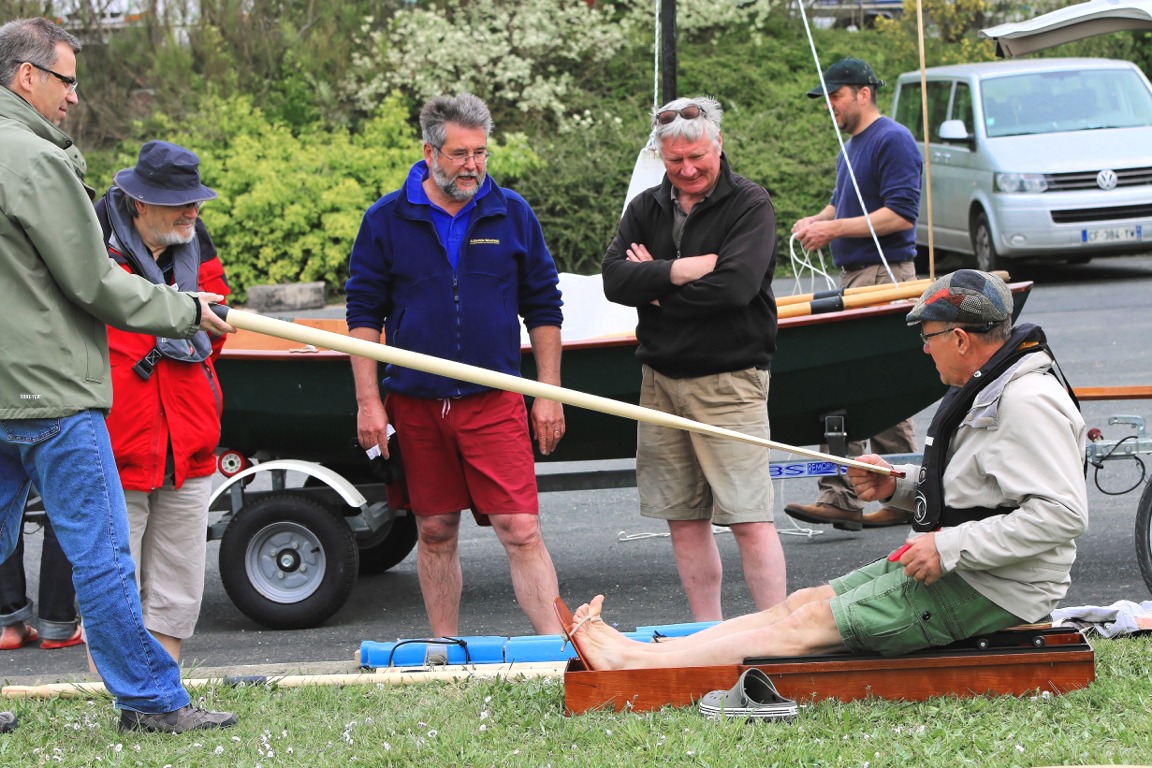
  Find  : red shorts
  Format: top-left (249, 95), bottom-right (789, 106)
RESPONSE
top-left (384, 389), bottom-right (538, 525)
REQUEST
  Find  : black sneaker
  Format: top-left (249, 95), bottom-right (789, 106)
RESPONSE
top-left (0, 711), bottom-right (16, 734)
top-left (119, 705), bottom-right (237, 733)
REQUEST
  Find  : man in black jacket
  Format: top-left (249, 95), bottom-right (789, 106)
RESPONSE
top-left (601, 96), bottom-right (784, 621)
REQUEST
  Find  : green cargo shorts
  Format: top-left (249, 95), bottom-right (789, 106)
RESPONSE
top-left (828, 557), bottom-right (1023, 657)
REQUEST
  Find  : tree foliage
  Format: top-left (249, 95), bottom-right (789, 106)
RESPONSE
top-left (5, 0), bottom-right (1152, 299)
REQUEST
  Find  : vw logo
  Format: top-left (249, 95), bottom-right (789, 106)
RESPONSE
top-left (1097, 169), bottom-right (1118, 190)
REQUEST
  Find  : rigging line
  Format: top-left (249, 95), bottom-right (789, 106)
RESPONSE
top-left (795, 1), bottom-right (898, 285)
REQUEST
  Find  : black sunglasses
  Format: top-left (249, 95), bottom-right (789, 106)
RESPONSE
top-left (655, 104), bottom-right (706, 125)
top-left (27, 61), bottom-right (78, 92)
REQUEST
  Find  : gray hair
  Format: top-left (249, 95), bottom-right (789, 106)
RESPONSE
top-left (419, 93), bottom-right (493, 147)
top-left (0, 18), bottom-right (81, 90)
top-left (652, 96), bottom-right (722, 146)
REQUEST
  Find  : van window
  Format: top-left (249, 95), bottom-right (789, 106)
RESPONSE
top-left (948, 82), bottom-right (973, 141)
top-left (894, 80), bottom-right (952, 141)
top-left (982, 68), bottom-right (1152, 138)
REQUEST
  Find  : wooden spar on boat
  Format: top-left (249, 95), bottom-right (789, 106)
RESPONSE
top-left (562, 626), bottom-right (1095, 714)
top-left (209, 306), bottom-right (904, 477)
top-left (776, 270), bottom-right (1012, 308)
top-left (779, 281), bottom-right (926, 319)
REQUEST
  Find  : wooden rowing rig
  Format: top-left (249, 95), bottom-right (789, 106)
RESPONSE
top-left (562, 626), bottom-right (1094, 715)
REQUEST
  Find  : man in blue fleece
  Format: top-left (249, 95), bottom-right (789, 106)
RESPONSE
top-left (788, 58), bottom-right (923, 532)
top-left (346, 93), bottom-right (564, 638)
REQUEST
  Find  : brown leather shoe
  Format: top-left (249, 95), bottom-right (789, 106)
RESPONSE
top-left (783, 502), bottom-right (863, 531)
top-left (862, 507), bottom-right (912, 528)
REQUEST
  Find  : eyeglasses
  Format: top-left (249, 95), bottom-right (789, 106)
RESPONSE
top-left (919, 324), bottom-right (997, 344)
top-left (431, 145), bottom-right (491, 166)
top-left (919, 327), bottom-right (957, 344)
top-left (27, 62), bottom-right (78, 93)
top-left (655, 104), bottom-right (707, 125)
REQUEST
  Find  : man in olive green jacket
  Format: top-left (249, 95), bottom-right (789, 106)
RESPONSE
top-left (0, 18), bottom-right (238, 734)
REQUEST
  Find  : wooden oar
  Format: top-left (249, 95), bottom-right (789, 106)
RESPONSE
top-left (779, 282), bottom-right (927, 320)
top-left (777, 277), bottom-right (936, 307)
top-left (777, 270), bottom-right (1012, 309)
top-left (210, 306), bottom-right (904, 478)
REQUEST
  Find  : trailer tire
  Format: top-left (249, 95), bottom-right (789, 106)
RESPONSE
top-left (219, 493), bottom-right (359, 629)
top-left (357, 512), bottom-right (418, 574)
top-left (1136, 480), bottom-right (1152, 596)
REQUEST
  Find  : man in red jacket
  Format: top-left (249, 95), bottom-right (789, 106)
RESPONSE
top-left (95, 141), bottom-right (228, 662)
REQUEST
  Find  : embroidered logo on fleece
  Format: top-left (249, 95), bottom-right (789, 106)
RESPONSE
top-left (470, 238), bottom-right (500, 245)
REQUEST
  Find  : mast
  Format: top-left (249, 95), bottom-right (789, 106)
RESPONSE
top-left (660, 0), bottom-right (677, 104)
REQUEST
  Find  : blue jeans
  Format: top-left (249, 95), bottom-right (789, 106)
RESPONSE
top-left (0, 514), bottom-right (79, 640)
top-left (0, 411), bottom-right (190, 713)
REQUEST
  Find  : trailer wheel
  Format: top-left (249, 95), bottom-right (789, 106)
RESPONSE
top-left (1136, 480), bottom-right (1152, 596)
top-left (219, 493), bottom-right (359, 629)
top-left (357, 512), bottom-right (418, 574)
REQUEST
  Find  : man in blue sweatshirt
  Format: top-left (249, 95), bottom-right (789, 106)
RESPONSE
top-left (788, 58), bottom-right (923, 532)
top-left (346, 93), bottom-right (564, 638)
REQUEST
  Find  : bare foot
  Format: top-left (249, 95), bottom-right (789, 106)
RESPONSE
top-left (568, 595), bottom-right (667, 670)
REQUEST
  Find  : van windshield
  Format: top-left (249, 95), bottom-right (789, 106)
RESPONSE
top-left (982, 69), bottom-right (1152, 138)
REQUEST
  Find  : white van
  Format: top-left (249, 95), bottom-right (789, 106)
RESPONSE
top-left (890, 58), bottom-right (1152, 270)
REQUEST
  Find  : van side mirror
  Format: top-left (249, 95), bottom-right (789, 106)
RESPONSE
top-left (938, 119), bottom-right (973, 143)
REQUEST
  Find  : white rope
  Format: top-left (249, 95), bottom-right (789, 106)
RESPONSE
top-left (795, 1), bottom-right (898, 286)
top-left (787, 233), bottom-right (837, 296)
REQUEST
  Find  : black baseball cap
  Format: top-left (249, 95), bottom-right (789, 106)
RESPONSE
top-left (807, 58), bottom-right (885, 99)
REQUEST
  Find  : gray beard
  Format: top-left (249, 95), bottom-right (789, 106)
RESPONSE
top-left (148, 225), bottom-right (197, 247)
top-left (431, 161), bottom-right (483, 203)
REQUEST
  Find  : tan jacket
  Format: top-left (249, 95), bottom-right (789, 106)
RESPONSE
top-left (890, 351), bottom-right (1088, 622)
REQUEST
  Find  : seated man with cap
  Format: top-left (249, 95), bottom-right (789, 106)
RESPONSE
top-left (92, 140), bottom-right (229, 664)
top-left (558, 270), bottom-right (1088, 670)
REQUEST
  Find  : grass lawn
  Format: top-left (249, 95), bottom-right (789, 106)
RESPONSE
top-left (2, 634), bottom-right (1150, 767)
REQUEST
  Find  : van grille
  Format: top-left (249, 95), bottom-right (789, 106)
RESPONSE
top-left (1045, 166), bottom-right (1152, 191)
top-left (1051, 204), bottom-right (1152, 224)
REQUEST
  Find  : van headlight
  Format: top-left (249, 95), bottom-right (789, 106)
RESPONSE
top-left (995, 173), bottom-right (1048, 193)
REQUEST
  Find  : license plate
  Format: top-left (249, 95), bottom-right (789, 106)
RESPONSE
top-left (1082, 226), bottom-right (1142, 243)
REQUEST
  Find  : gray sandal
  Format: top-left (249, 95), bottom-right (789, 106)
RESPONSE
top-left (698, 668), bottom-right (798, 721)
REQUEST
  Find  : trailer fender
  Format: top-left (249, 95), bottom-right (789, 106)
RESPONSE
top-left (209, 459), bottom-right (368, 512)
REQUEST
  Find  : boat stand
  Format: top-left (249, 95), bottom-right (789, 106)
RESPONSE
top-left (562, 626), bottom-right (1094, 715)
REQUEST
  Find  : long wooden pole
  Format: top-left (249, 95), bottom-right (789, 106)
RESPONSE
top-left (210, 307), bottom-right (903, 478)
top-left (778, 271), bottom-right (1012, 310)
top-left (779, 282), bottom-right (927, 319)
top-left (1, 663), bottom-right (569, 700)
top-left (777, 277), bottom-right (937, 307)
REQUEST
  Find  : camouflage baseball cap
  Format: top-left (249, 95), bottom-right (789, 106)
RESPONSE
top-left (906, 270), bottom-right (1012, 326)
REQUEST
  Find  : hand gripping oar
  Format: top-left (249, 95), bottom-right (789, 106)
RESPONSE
top-left (210, 305), bottom-right (904, 479)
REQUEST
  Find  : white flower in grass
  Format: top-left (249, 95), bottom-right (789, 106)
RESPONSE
top-left (214, 746), bottom-right (225, 755)
top-left (1016, 745), bottom-right (1025, 753)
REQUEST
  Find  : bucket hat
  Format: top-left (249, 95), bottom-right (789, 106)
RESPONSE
top-left (113, 140), bottom-right (217, 206)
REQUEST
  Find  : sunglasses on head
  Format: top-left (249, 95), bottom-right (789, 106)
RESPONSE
top-left (655, 104), bottom-right (706, 125)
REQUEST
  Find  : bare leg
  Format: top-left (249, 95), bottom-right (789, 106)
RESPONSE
top-left (152, 631), bottom-right (181, 662)
top-left (491, 514), bottom-right (562, 634)
top-left (729, 521), bottom-right (787, 610)
top-left (415, 513), bottom-right (463, 637)
top-left (667, 519), bottom-right (723, 621)
top-left (569, 590), bottom-right (847, 670)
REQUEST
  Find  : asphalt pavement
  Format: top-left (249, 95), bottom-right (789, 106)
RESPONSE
top-left (5, 255), bottom-right (1152, 685)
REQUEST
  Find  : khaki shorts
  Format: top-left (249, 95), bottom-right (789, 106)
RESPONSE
top-left (124, 474), bottom-right (213, 639)
top-left (636, 365), bottom-right (773, 525)
top-left (829, 557), bottom-right (1022, 657)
